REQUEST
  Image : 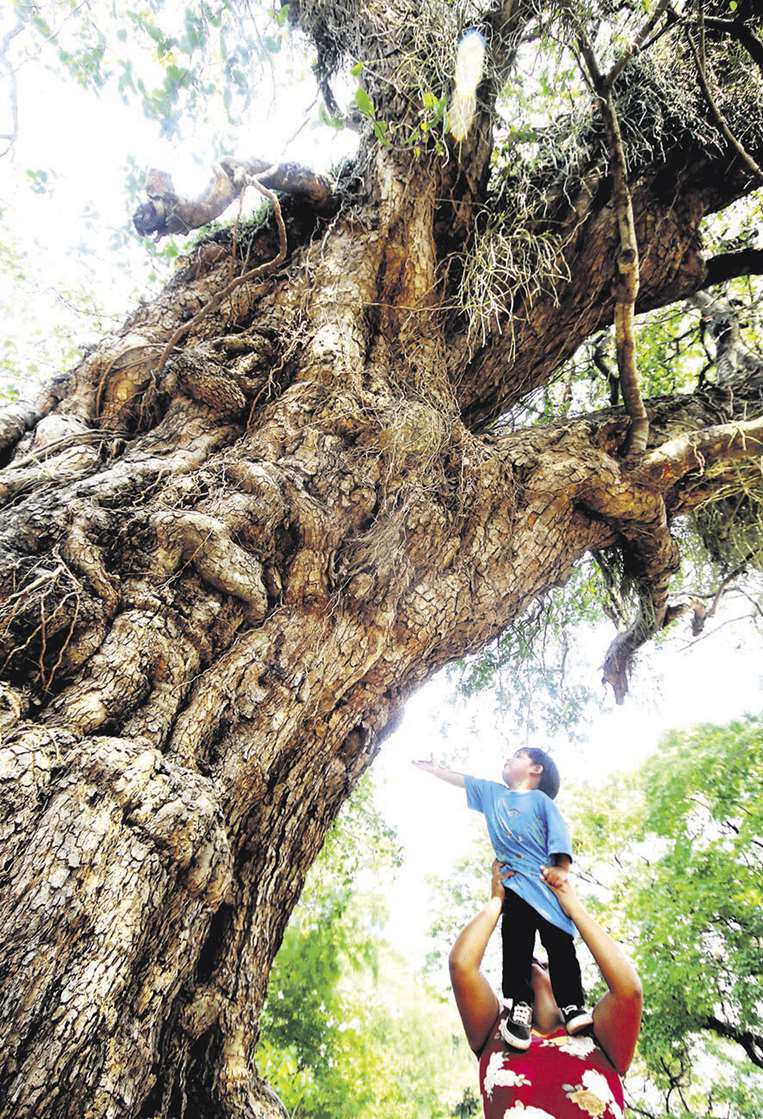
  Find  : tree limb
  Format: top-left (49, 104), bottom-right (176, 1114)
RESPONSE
top-left (574, 18), bottom-right (657, 456)
top-left (685, 13), bottom-right (763, 186)
top-left (132, 158), bottom-right (335, 239)
top-left (634, 416), bottom-right (763, 489)
top-left (703, 14), bottom-right (763, 76)
top-left (704, 1015), bottom-right (763, 1067)
top-left (153, 179), bottom-right (288, 378)
top-left (702, 248), bottom-right (763, 288)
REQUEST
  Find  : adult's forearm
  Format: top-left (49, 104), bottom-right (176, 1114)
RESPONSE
top-left (566, 897), bottom-right (641, 998)
top-left (449, 896), bottom-right (503, 972)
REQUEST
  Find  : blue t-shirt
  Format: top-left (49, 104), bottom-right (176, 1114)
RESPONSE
top-left (464, 777), bottom-right (575, 935)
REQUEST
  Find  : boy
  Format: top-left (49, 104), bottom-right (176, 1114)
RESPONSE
top-left (413, 747), bottom-right (592, 1050)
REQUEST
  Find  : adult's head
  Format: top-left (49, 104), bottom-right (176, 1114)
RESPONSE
top-left (502, 747), bottom-right (561, 799)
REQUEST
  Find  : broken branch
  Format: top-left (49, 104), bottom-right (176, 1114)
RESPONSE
top-left (132, 157), bottom-right (335, 239)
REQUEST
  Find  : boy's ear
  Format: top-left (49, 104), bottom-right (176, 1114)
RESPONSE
top-left (529, 762), bottom-right (543, 776)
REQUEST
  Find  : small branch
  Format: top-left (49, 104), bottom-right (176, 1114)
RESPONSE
top-left (678, 611), bottom-right (759, 651)
top-left (592, 336), bottom-right (619, 405)
top-left (690, 289), bottom-right (758, 384)
top-left (572, 9), bottom-right (661, 456)
top-left (685, 14), bottom-right (763, 186)
top-left (132, 157), bottom-right (334, 239)
top-left (0, 22), bottom-right (23, 157)
top-left (606, 0), bottom-right (672, 89)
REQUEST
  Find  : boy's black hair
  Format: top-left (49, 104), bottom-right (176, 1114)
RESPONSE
top-left (523, 747), bottom-right (560, 800)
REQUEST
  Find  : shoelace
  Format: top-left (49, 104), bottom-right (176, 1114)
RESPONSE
top-left (511, 1002), bottom-right (532, 1026)
top-left (562, 1005), bottom-right (580, 1016)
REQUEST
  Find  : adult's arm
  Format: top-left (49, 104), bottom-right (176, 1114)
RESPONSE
top-left (449, 861), bottom-right (505, 1053)
top-left (411, 759), bottom-right (466, 787)
top-left (541, 868), bottom-right (643, 1074)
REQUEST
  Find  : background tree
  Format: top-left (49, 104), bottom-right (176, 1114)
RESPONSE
top-left (1, 1), bottom-right (763, 1116)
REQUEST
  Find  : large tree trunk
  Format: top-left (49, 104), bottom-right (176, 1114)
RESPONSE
top-left (2, 8), bottom-right (763, 1113)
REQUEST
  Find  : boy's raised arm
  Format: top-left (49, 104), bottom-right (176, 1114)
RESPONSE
top-left (411, 759), bottom-right (466, 787)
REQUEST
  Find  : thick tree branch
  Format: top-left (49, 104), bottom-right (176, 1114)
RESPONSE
top-left (132, 158), bottom-right (334, 239)
top-left (634, 416), bottom-right (763, 489)
top-left (154, 181), bottom-right (288, 377)
top-left (704, 1015), bottom-right (763, 1068)
top-left (703, 15), bottom-right (763, 76)
top-left (702, 248), bottom-right (763, 288)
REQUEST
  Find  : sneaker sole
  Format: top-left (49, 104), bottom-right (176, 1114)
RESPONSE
top-left (503, 1035), bottom-right (532, 1051)
top-left (566, 1015), bottom-right (594, 1035)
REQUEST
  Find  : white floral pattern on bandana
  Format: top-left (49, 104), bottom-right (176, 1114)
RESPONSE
top-left (498, 1101), bottom-right (559, 1119)
top-left (482, 1051), bottom-right (532, 1099)
top-left (501, 1103), bottom-right (558, 1118)
top-left (563, 1068), bottom-right (624, 1119)
top-left (540, 1034), bottom-right (598, 1059)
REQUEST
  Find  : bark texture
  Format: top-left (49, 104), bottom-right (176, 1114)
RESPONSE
top-left (1, 5), bottom-right (763, 1116)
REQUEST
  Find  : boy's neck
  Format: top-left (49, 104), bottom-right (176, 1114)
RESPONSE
top-left (506, 777), bottom-right (538, 793)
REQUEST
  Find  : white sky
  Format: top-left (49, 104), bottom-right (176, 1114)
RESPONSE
top-left (2, 6), bottom-right (762, 980)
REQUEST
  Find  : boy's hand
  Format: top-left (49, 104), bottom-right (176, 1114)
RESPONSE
top-left (540, 865), bottom-right (579, 916)
top-left (412, 757), bottom-right (438, 774)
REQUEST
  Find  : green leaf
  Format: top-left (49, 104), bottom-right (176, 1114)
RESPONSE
top-left (372, 118), bottom-right (390, 147)
top-left (318, 105), bottom-right (345, 131)
top-left (354, 87), bottom-right (375, 118)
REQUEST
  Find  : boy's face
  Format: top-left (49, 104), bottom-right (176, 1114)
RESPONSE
top-left (502, 748), bottom-right (541, 788)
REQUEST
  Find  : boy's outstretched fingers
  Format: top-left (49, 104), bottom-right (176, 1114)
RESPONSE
top-left (412, 754), bottom-right (435, 770)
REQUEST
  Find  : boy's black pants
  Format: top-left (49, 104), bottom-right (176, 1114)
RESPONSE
top-left (502, 890), bottom-right (584, 1008)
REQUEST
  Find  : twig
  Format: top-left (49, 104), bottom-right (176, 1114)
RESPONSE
top-left (0, 22), bottom-right (23, 156)
top-left (677, 611), bottom-right (756, 651)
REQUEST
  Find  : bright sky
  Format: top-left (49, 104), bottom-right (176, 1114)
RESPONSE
top-left (2, 4), bottom-right (762, 983)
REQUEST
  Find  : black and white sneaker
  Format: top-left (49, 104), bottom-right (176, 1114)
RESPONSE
top-left (499, 999), bottom-right (533, 1050)
top-left (561, 1005), bottom-right (594, 1035)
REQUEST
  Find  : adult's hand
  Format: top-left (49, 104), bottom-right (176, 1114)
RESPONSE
top-left (540, 865), bottom-right (580, 917)
top-left (492, 859), bottom-right (512, 900)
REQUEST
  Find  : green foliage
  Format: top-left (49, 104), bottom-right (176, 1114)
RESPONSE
top-left (628, 720), bottom-right (762, 1072)
top-left (451, 559), bottom-right (610, 743)
top-left (572, 718), bottom-right (763, 1115)
top-left (13, 0), bottom-right (293, 138)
